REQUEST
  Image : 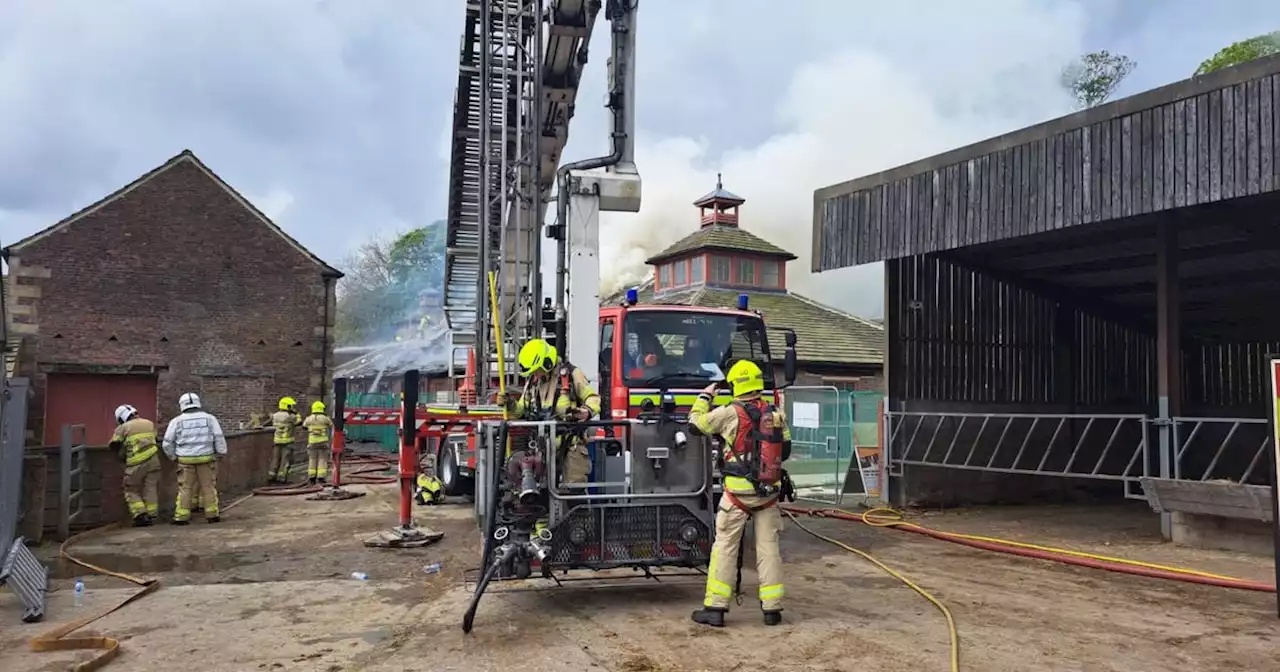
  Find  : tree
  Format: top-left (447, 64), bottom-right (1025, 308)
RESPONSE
top-left (1195, 31), bottom-right (1280, 76)
top-left (334, 221), bottom-right (446, 345)
top-left (1061, 50), bottom-right (1137, 109)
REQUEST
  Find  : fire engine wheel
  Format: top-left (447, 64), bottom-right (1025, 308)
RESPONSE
top-left (439, 444), bottom-right (473, 498)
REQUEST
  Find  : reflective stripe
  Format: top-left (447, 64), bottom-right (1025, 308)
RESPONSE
top-left (707, 579), bottom-right (732, 598)
top-left (630, 392), bottom-right (776, 407)
top-left (125, 446), bottom-right (158, 467)
top-left (178, 455), bottom-right (215, 465)
top-left (723, 475), bottom-right (758, 494)
top-left (759, 584), bottom-right (785, 600)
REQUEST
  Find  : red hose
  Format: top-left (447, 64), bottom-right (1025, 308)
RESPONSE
top-left (252, 454), bottom-right (399, 496)
top-left (781, 505), bottom-right (1277, 594)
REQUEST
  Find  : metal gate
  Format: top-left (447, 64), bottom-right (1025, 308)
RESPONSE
top-left (885, 411), bottom-right (1151, 502)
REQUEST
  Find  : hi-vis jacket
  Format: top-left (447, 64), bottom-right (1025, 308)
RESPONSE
top-left (163, 411), bottom-right (228, 465)
top-left (511, 364), bottom-right (601, 421)
top-left (302, 413), bottom-right (333, 446)
top-left (689, 392), bottom-right (792, 495)
top-left (111, 418), bottom-right (160, 467)
top-left (269, 410), bottom-right (300, 445)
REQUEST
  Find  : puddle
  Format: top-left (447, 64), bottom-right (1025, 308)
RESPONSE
top-left (52, 551), bottom-right (268, 578)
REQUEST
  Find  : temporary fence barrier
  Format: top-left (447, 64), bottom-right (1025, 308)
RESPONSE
top-left (344, 392), bottom-right (399, 451)
top-left (783, 387), bottom-right (884, 504)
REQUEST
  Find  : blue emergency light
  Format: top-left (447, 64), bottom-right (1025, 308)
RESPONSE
top-left (737, 294), bottom-right (749, 310)
top-left (625, 288), bottom-right (639, 305)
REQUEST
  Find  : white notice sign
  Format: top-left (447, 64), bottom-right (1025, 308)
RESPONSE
top-left (792, 402), bottom-right (821, 429)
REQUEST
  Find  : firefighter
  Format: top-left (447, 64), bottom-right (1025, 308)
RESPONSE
top-left (302, 400), bottom-right (335, 485)
top-left (110, 404), bottom-right (162, 527)
top-left (267, 396), bottom-right (301, 483)
top-left (688, 360), bottom-right (793, 628)
top-left (163, 392), bottom-right (228, 524)
top-left (501, 338), bottom-right (600, 485)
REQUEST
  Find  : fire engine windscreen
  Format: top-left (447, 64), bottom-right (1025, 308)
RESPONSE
top-left (620, 311), bottom-right (775, 389)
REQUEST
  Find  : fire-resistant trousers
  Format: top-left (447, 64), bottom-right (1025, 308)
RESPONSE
top-left (175, 462), bottom-right (220, 521)
top-left (306, 443), bottom-right (330, 479)
top-left (270, 442), bottom-right (294, 481)
top-left (122, 454), bottom-right (161, 519)
top-left (703, 492), bottom-right (785, 612)
top-left (561, 440), bottom-right (592, 484)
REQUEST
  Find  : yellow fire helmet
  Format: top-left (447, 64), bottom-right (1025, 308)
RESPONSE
top-left (517, 338), bottom-right (558, 377)
top-left (279, 396), bottom-right (297, 411)
top-left (727, 360), bottom-right (765, 397)
top-left (311, 400), bottom-right (326, 414)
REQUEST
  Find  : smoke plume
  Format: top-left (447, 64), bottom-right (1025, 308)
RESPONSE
top-left (595, 0), bottom-right (1089, 318)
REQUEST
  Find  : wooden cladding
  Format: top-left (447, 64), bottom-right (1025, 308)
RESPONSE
top-left (819, 72), bottom-right (1280, 269)
top-left (888, 255), bottom-right (1274, 413)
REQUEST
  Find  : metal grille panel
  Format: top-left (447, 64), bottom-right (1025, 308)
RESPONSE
top-left (549, 504), bottom-right (712, 567)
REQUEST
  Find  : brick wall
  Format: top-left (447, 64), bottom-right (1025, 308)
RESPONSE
top-left (5, 156), bottom-right (339, 440)
top-left (21, 429), bottom-right (276, 540)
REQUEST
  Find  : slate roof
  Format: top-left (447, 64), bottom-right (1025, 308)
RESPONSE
top-left (646, 225), bottom-right (797, 265)
top-left (606, 280), bottom-right (884, 366)
top-left (2, 150), bottom-right (342, 278)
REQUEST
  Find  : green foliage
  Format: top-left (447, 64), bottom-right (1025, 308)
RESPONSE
top-left (1061, 50), bottom-right (1137, 109)
top-left (1195, 31), bottom-right (1280, 76)
top-left (334, 220), bottom-right (445, 345)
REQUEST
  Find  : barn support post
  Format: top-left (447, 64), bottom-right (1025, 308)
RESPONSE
top-left (1155, 222), bottom-right (1181, 539)
top-left (883, 258), bottom-right (907, 508)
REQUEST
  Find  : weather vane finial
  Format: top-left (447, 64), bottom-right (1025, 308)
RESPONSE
top-left (716, 172), bottom-right (723, 189)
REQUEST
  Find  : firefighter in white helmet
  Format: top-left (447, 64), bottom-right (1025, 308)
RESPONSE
top-left (163, 392), bottom-right (228, 524)
top-left (109, 404), bottom-right (162, 527)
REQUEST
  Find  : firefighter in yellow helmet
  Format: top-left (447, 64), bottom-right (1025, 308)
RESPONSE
top-left (267, 396), bottom-right (301, 484)
top-left (500, 338), bottom-right (600, 485)
top-left (689, 359), bottom-right (793, 628)
top-left (302, 400), bottom-right (335, 485)
top-left (110, 404), bottom-right (162, 527)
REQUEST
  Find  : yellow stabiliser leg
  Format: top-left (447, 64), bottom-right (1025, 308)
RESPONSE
top-left (781, 510), bottom-right (960, 672)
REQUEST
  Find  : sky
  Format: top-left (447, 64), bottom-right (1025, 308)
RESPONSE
top-left (1, 0), bottom-right (1278, 320)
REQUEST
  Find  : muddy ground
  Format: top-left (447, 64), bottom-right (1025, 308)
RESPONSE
top-left (1, 485), bottom-right (1278, 672)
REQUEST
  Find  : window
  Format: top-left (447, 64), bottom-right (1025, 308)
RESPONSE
top-left (599, 319), bottom-right (615, 415)
top-left (660, 264), bottom-right (672, 286)
top-left (737, 258), bottom-right (755, 285)
top-left (691, 256), bottom-right (705, 283)
top-left (710, 255), bottom-right (731, 283)
top-left (620, 310), bottom-right (775, 388)
top-left (761, 261), bottom-right (779, 288)
top-left (674, 260), bottom-right (687, 285)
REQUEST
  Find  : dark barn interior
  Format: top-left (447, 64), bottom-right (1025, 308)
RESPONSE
top-left (812, 55), bottom-right (1280, 536)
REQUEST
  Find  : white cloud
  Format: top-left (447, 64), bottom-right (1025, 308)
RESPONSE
top-left (594, 0), bottom-right (1090, 318)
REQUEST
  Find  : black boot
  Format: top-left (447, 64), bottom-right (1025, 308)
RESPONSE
top-left (691, 607), bottom-right (726, 628)
top-left (207, 516), bottom-right (221, 524)
top-left (317, 477), bottom-right (327, 485)
top-left (762, 610), bottom-right (782, 626)
top-left (132, 515), bottom-right (152, 528)
top-left (192, 506), bottom-right (204, 514)
top-left (172, 519), bottom-right (190, 526)
top-left (308, 477), bottom-right (317, 485)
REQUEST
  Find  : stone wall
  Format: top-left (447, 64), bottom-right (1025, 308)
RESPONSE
top-left (19, 429), bottom-right (275, 542)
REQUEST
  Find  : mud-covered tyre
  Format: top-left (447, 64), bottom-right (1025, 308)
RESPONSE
top-left (439, 443), bottom-right (474, 497)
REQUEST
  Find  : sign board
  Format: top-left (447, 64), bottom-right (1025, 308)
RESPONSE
top-left (792, 402), bottom-right (821, 429)
top-left (1267, 356), bottom-right (1280, 618)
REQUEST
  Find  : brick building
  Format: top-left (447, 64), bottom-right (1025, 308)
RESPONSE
top-left (2, 150), bottom-right (342, 446)
top-left (606, 177), bottom-right (884, 389)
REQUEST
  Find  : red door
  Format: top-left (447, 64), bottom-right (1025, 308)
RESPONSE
top-left (44, 374), bottom-right (159, 446)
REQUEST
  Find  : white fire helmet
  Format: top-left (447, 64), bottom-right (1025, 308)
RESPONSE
top-left (178, 392), bottom-right (202, 412)
top-left (114, 404), bottom-right (138, 425)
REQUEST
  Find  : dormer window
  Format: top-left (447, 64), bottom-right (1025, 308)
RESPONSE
top-left (737, 258), bottom-right (755, 285)
top-left (710, 255), bottom-right (731, 283)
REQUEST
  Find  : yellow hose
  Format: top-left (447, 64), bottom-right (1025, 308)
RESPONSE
top-left (857, 507), bottom-right (1251, 583)
top-left (782, 509), bottom-right (960, 672)
top-left (486, 270), bottom-right (507, 406)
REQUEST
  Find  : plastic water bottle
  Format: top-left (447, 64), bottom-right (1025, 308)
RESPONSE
top-left (350, 572), bottom-right (369, 581)
top-left (423, 562), bottom-right (443, 575)
top-left (73, 580), bottom-right (85, 607)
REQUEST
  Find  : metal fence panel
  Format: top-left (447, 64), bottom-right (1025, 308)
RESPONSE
top-left (0, 378), bottom-right (31, 550)
top-left (58, 424), bottom-right (87, 540)
top-left (783, 387), bottom-right (861, 503)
